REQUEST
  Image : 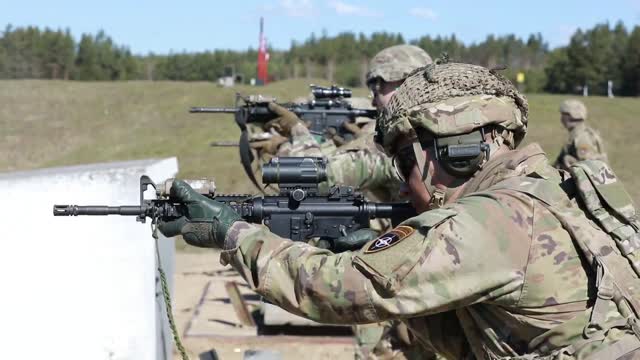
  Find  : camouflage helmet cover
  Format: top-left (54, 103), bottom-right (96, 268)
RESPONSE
top-left (376, 62), bottom-right (529, 155)
top-left (559, 99), bottom-right (587, 120)
top-left (366, 45), bottom-right (433, 84)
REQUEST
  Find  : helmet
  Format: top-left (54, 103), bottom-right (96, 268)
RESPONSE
top-left (559, 99), bottom-right (587, 120)
top-left (366, 45), bottom-right (433, 85)
top-left (376, 62), bottom-right (528, 156)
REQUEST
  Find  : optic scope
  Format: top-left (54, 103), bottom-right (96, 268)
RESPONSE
top-left (310, 85), bottom-right (352, 99)
top-left (262, 157), bottom-right (327, 185)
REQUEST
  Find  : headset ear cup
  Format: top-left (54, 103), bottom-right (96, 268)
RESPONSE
top-left (439, 151), bottom-right (486, 177)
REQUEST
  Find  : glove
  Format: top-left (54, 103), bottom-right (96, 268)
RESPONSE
top-left (326, 127), bottom-right (346, 146)
top-left (265, 102), bottom-right (303, 136)
top-left (249, 133), bottom-right (289, 155)
top-left (157, 180), bottom-right (242, 248)
top-left (342, 121), bottom-right (364, 138)
top-left (332, 228), bottom-right (379, 252)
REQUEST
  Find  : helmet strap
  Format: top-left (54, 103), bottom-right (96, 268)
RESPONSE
top-left (412, 141), bottom-right (447, 209)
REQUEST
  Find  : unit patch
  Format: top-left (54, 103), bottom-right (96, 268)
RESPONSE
top-left (364, 225), bottom-right (415, 253)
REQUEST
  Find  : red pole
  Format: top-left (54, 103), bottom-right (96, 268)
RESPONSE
top-left (257, 17), bottom-right (269, 86)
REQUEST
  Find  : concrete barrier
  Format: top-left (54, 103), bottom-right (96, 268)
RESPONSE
top-left (0, 158), bottom-right (178, 360)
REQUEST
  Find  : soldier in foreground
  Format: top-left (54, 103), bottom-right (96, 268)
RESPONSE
top-left (554, 99), bottom-right (607, 171)
top-left (158, 63), bottom-right (640, 359)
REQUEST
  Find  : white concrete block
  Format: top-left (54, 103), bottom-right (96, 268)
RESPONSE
top-left (0, 158), bottom-right (178, 360)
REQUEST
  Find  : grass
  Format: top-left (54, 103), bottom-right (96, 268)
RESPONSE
top-left (0, 78), bottom-right (337, 194)
top-left (2, 80), bottom-right (639, 249)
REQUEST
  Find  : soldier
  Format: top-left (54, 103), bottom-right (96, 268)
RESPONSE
top-left (554, 99), bottom-right (607, 171)
top-left (271, 45), bottom-right (434, 359)
top-left (159, 62), bottom-right (640, 359)
top-left (262, 44), bottom-right (433, 203)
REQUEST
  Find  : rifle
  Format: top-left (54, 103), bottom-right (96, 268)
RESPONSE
top-left (53, 157), bottom-right (415, 251)
top-left (190, 85), bottom-right (377, 190)
top-left (209, 141), bottom-right (238, 147)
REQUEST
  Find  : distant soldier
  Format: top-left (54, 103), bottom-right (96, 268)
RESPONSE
top-left (266, 45), bottom-right (433, 204)
top-left (554, 99), bottom-right (608, 171)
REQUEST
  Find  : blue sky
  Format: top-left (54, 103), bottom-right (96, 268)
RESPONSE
top-left (2, 0), bottom-right (639, 54)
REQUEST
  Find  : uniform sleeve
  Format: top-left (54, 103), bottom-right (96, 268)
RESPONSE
top-left (220, 221), bottom-right (383, 324)
top-left (327, 149), bottom-right (400, 191)
top-left (276, 123), bottom-right (325, 157)
top-left (219, 191), bottom-right (530, 325)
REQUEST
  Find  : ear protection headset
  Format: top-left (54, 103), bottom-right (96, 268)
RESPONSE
top-left (432, 129), bottom-right (490, 177)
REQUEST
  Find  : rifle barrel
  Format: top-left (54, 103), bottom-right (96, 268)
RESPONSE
top-left (189, 107), bottom-right (237, 113)
top-left (53, 205), bottom-right (144, 216)
top-left (209, 141), bottom-right (239, 147)
top-left (371, 202), bottom-right (416, 219)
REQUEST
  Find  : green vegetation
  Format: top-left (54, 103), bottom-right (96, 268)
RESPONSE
top-left (2, 79), bottom-right (639, 202)
top-left (0, 79), bottom-right (334, 194)
top-left (2, 22), bottom-right (639, 95)
top-left (3, 80), bottom-right (639, 252)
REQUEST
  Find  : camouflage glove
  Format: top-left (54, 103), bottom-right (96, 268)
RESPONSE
top-left (249, 133), bottom-right (289, 155)
top-left (333, 228), bottom-right (379, 252)
top-left (157, 180), bottom-right (242, 248)
top-left (342, 121), bottom-right (364, 138)
top-left (326, 127), bottom-right (346, 146)
top-left (265, 102), bottom-right (303, 136)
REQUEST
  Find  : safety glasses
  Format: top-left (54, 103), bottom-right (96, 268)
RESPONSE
top-left (367, 78), bottom-right (382, 99)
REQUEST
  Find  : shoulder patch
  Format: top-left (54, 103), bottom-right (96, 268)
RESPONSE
top-left (364, 225), bottom-right (415, 253)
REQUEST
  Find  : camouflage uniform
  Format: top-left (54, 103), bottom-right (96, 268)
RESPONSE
top-left (554, 99), bottom-right (608, 171)
top-left (278, 45), bottom-right (435, 210)
top-left (278, 115), bottom-right (402, 204)
top-left (216, 64), bottom-right (640, 359)
top-left (277, 46), bottom-right (434, 359)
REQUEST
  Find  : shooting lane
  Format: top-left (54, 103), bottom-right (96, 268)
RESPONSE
top-left (0, 158), bottom-right (177, 360)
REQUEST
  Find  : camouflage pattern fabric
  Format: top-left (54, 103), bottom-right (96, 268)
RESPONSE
top-left (554, 122), bottom-right (608, 171)
top-left (366, 45), bottom-right (433, 83)
top-left (355, 321), bottom-right (437, 360)
top-left (559, 99), bottom-right (588, 120)
top-left (220, 142), bottom-right (639, 359)
top-left (377, 62), bottom-right (528, 155)
top-left (277, 121), bottom-right (404, 204)
top-left (275, 122), bottom-right (336, 158)
top-left (275, 111), bottom-right (422, 358)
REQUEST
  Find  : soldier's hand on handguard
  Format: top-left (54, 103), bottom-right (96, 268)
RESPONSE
top-left (326, 127), bottom-right (346, 146)
top-left (249, 133), bottom-right (289, 155)
top-left (157, 180), bottom-right (241, 248)
top-left (265, 102), bottom-right (304, 136)
top-left (332, 228), bottom-right (379, 252)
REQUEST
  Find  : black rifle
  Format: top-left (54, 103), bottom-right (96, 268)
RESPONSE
top-left (53, 157), bottom-right (415, 251)
top-left (190, 85), bottom-right (377, 190)
top-left (209, 140), bottom-right (239, 147)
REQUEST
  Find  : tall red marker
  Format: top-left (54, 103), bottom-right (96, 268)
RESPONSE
top-left (257, 17), bottom-right (269, 86)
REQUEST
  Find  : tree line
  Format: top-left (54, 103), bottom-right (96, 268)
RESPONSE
top-left (1, 22), bottom-right (638, 95)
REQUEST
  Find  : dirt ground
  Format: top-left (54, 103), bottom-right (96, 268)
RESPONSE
top-left (173, 251), bottom-right (357, 360)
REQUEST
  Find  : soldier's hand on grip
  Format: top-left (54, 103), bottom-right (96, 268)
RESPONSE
top-left (157, 180), bottom-right (241, 248)
top-left (342, 121), bottom-right (364, 138)
top-left (265, 102), bottom-right (303, 136)
top-left (332, 228), bottom-right (379, 252)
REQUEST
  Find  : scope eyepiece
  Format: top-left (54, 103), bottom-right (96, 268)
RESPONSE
top-left (310, 85), bottom-right (352, 99)
top-left (262, 157), bottom-right (327, 185)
